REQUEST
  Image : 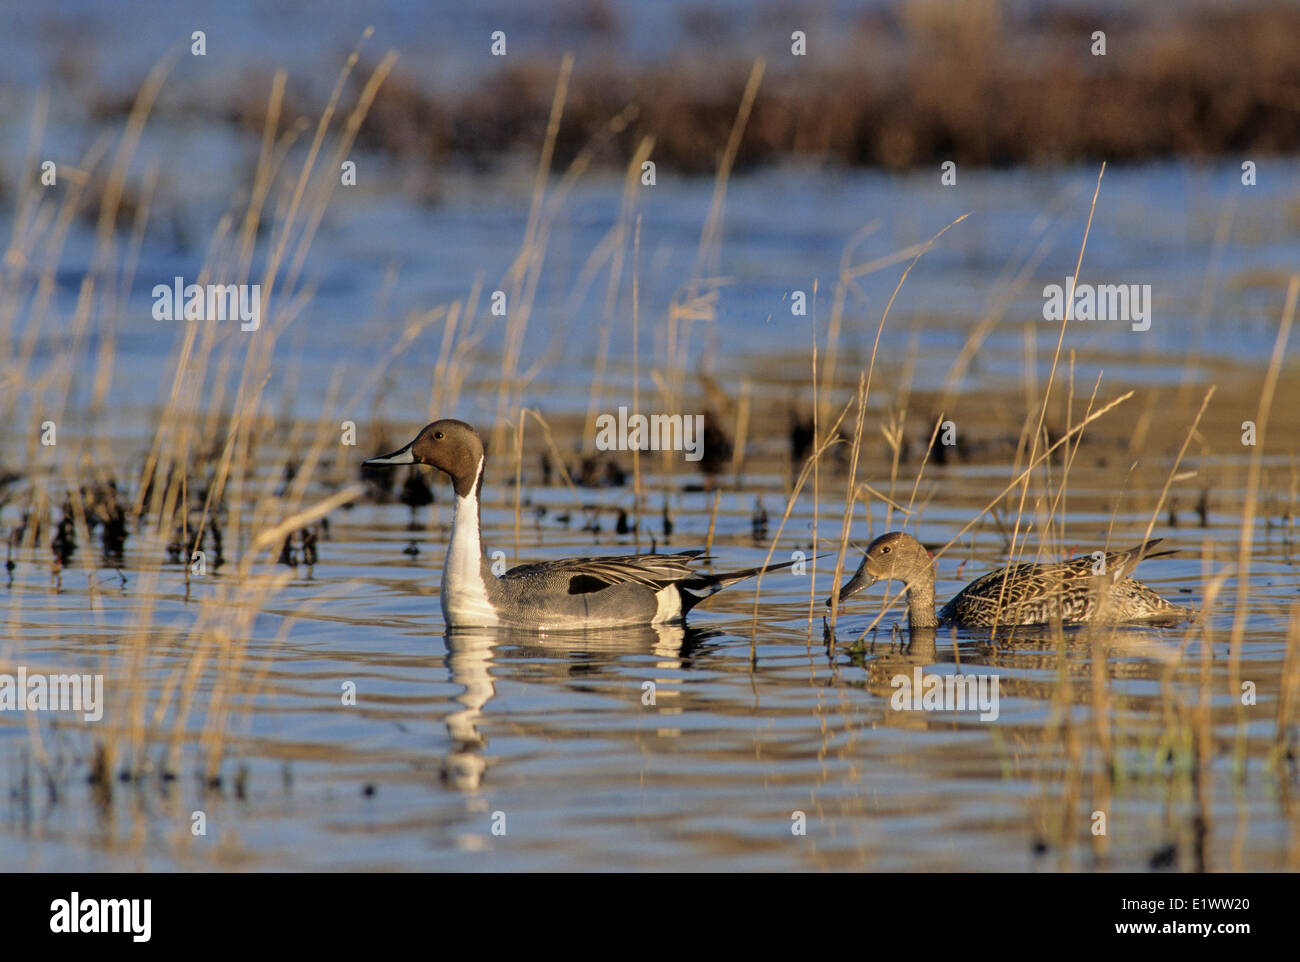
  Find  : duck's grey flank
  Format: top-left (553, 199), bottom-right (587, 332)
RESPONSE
top-left (364, 419), bottom-right (792, 629)
top-left (831, 530), bottom-right (1194, 629)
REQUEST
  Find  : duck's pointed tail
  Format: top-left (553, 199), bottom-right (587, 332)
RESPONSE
top-left (677, 555), bottom-right (806, 613)
top-left (1112, 538), bottom-right (1178, 580)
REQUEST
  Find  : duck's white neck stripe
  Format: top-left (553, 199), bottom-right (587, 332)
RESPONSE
top-left (442, 456), bottom-right (498, 627)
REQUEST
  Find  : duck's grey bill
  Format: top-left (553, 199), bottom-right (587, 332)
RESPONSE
top-left (826, 569), bottom-right (874, 606)
top-left (363, 444), bottom-right (415, 466)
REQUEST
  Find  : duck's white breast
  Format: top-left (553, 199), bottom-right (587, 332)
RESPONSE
top-left (441, 462), bottom-right (499, 628)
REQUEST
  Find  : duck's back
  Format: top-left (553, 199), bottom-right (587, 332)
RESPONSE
top-left (939, 542), bottom-right (1188, 627)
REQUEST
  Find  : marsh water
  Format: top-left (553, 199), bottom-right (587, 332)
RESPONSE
top-left (3, 57), bottom-right (1300, 869)
top-left (5, 444), bottom-right (1299, 872)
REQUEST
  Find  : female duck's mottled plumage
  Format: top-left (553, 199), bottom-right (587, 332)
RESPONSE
top-left (831, 531), bottom-right (1193, 629)
top-left (363, 419), bottom-right (792, 630)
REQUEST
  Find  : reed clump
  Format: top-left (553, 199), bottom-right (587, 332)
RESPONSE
top-left (78, 5), bottom-right (1300, 177)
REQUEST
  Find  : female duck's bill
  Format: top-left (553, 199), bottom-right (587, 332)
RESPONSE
top-left (830, 561), bottom-right (876, 604)
top-left (828, 530), bottom-right (1193, 629)
top-left (362, 419), bottom-right (799, 630)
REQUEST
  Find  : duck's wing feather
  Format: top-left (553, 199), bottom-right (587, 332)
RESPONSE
top-left (943, 540), bottom-right (1174, 626)
top-left (503, 550), bottom-right (707, 590)
top-left (966, 539), bottom-right (1169, 594)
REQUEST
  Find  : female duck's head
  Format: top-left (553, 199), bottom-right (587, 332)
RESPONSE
top-left (829, 531), bottom-right (933, 604)
top-left (363, 419), bottom-right (485, 497)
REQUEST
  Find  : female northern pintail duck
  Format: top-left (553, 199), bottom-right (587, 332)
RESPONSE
top-left (364, 419), bottom-right (790, 629)
top-left (829, 531), bottom-right (1193, 629)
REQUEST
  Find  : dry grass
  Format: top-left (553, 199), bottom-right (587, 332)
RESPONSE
top-left (2, 32), bottom-right (406, 799)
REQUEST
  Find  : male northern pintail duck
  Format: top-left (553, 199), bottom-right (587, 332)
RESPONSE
top-left (829, 531), bottom-right (1193, 629)
top-left (363, 420), bottom-right (792, 629)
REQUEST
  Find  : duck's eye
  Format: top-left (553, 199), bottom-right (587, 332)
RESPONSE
top-left (882, 546), bottom-right (891, 554)
top-left (434, 432), bottom-right (444, 440)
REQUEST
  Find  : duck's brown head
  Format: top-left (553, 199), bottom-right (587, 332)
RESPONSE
top-left (363, 419), bottom-right (484, 497)
top-left (828, 531), bottom-right (932, 605)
